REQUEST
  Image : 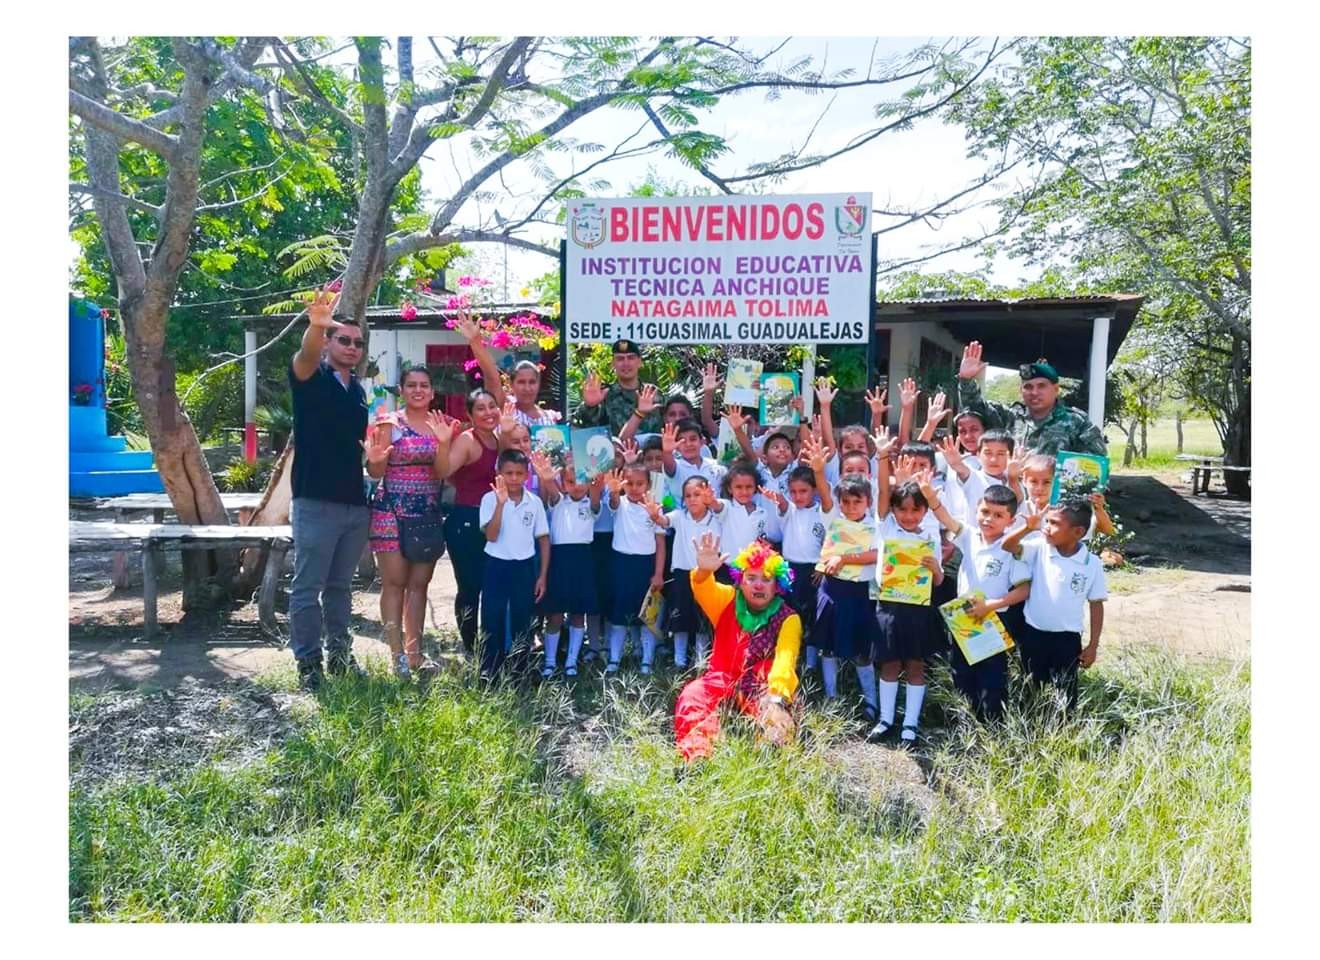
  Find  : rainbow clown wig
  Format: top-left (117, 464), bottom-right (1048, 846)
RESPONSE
top-left (727, 540), bottom-right (795, 595)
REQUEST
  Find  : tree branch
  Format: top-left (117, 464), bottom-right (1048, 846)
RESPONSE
top-left (385, 227), bottom-right (556, 266)
top-left (641, 102), bottom-right (732, 194)
top-left (69, 89), bottom-right (179, 159)
top-left (69, 182), bottom-right (161, 219)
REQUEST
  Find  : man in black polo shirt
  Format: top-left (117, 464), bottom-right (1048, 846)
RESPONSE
top-left (288, 288), bottom-right (371, 690)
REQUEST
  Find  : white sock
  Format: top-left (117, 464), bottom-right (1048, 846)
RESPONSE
top-left (805, 645), bottom-right (819, 670)
top-left (673, 631), bottom-right (690, 667)
top-left (608, 625), bottom-right (626, 665)
top-left (566, 625), bottom-right (585, 667)
top-left (640, 628), bottom-right (657, 666)
top-left (821, 656), bottom-right (838, 698)
top-left (854, 662), bottom-right (877, 710)
top-left (696, 634), bottom-right (709, 663)
top-left (879, 679), bottom-right (900, 726)
top-left (542, 629), bottom-right (559, 668)
top-left (904, 683), bottom-right (927, 735)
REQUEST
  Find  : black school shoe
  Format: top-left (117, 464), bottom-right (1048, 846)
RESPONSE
top-left (296, 656), bottom-right (325, 692)
top-left (326, 650), bottom-right (366, 679)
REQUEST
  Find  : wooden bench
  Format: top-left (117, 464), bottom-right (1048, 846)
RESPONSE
top-left (69, 521), bottom-right (293, 640)
top-left (1174, 455), bottom-right (1250, 495)
top-left (93, 493), bottom-right (266, 588)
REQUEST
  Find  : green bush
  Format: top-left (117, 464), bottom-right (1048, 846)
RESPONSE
top-left (217, 456), bottom-right (273, 492)
top-left (178, 364), bottom-right (245, 445)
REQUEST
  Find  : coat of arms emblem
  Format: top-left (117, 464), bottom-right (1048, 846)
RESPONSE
top-left (570, 203), bottom-right (605, 249)
top-left (835, 195), bottom-right (867, 237)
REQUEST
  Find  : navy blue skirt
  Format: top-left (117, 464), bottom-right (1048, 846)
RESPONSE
top-left (609, 550), bottom-right (656, 625)
top-left (544, 542), bottom-right (598, 616)
top-left (873, 599), bottom-right (936, 663)
top-left (666, 568), bottom-right (708, 633)
top-left (814, 576), bottom-right (878, 660)
top-left (788, 561), bottom-right (819, 638)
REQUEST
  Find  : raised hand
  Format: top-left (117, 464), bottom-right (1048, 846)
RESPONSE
top-left (723, 405), bottom-right (746, 434)
top-left (1007, 445), bottom-right (1029, 483)
top-left (425, 410), bottom-right (456, 444)
top-left (499, 397), bottom-right (518, 435)
top-left (899, 377), bottom-right (919, 409)
top-left (1020, 511), bottom-right (1042, 532)
top-left (692, 531), bottom-right (727, 574)
top-left (939, 434), bottom-right (965, 471)
top-left (874, 433), bottom-right (898, 463)
top-left (660, 421), bottom-right (678, 457)
top-left (925, 390), bottom-right (951, 429)
top-left (894, 454), bottom-right (917, 485)
top-left (698, 483), bottom-right (718, 509)
top-left (636, 383), bottom-right (659, 416)
top-left (801, 433), bottom-right (828, 472)
top-left (865, 387), bottom-right (888, 423)
top-left (701, 362), bottom-right (722, 397)
top-left (759, 485), bottom-right (786, 511)
top-left (814, 377), bottom-right (837, 406)
top-left (529, 450), bottom-right (556, 482)
top-left (491, 474), bottom-right (509, 505)
top-left (582, 370), bottom-right (605, 407)
top-left (307, 285), bottom-right (342, 330)
top-left (604, 468), bottom-right (625, 496)
top-left (915, 469), bottom-right (938, 501)
top-left (642, 492), bottom-right (664, 523)
top-left (360, 434), bottom-right (393, 468)
top-left (619, 437), bottom-right (640, 465)
top-left (452, 304), bottom-right (481, 343)
top-left (958, 340), bottom-right (987, 380)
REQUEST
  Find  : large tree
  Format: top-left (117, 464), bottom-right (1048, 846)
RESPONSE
top-left (948, 36), bottom-right (1250, 494)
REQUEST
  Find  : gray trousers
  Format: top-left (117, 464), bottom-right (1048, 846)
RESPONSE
top-left (289, 497), bottom-right (371, 662)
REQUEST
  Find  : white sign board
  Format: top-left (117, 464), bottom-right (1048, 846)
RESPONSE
top-left (564, 193), bottom-right (873, 345)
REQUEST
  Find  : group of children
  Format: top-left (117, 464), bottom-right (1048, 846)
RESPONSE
top-left (475, 378), bottom-right (1116, 744)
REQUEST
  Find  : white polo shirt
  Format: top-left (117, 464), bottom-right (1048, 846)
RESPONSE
top-left (478, 490), bottom-right (549, 561)
top-left (756, 462), bottom-right (795, 505)
top-left (780, 501), bottom-right (835, 564)
top-left (957, 468), bottom-right (1013, 526)
top-left (824, 452), bottom-right (879, 489)
top-left (667, 455), bottom-right (727, 503)
top-left (952, 526), bottom-right (1029, 600)
top-left (1013, 500), bottom-right (1097, 547)
top-left (611, 496), bottom-right (661, 556)
top-left (719, 498), bottom-right (782, 553)
top-left (1022, 541), bottom-right (1108, 634)
top-left (549, 493), bottom-right (598, 546)
top-left (666, 506), bottom-right (724, 571)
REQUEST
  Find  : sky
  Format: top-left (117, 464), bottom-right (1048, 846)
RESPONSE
top-left (415, 36), bottom-right (1023, 301)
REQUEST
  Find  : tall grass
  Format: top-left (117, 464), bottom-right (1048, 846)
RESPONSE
top-left (69, 649), bottom-right (1249, 922)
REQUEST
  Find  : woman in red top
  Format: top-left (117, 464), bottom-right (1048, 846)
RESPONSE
top-left (437, 388), bottom-right (504, 653)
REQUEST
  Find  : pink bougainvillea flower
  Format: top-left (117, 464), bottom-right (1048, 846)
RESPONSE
top-left (490, 330), bottom-right (514, 349)
top-left (458, 275), bottom-right (475, 288)
top-left (327, 279), bottom-right (343, 293)
top-left (100, 308), bottom-right (111, 320)
top-left (400, 301), bottom-right (418, 321)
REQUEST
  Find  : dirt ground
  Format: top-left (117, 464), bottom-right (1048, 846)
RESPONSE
top-left (68, 469), bottom-right (1251, 693)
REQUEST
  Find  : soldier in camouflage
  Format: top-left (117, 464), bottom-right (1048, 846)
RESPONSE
top-left (955, 341), bottom-right (1108, 457)
top-left (573, 338), bottom-right (665, 437)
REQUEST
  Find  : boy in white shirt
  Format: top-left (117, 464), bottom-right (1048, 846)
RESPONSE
top-left (538, 455), bottom-right (606, 678)
top-left (1003, 499), bottom-right (1107, 708)
top-left (478, 449), bottom-right (550, 681)
top-left (661, 419), bottom-right (727, 506)
top-left (939, 431), bottom-right (1024, 527)
top-left (605, 462), bottom-right (668, 674)
top-left (918, 477), bottom-right (1031, 721)
top-left (758, 433), bottom-right (833, 671)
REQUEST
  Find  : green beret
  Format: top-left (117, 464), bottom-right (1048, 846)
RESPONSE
top-left (611, 338), bottom-right (641, 356)
top-left (1019, 359), bottom-right (1059, 383)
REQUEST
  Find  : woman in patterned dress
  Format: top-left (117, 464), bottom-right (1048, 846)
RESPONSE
top-left (365, 365), bottom-right (457, 678)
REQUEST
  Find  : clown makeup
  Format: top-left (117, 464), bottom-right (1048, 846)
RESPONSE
top-left (739, 567), bottom-right (776, 608)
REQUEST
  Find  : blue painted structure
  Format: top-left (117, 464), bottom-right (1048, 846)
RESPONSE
top-left (69, 298), bottom-right (164, 496)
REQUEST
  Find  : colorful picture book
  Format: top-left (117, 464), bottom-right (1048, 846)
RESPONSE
top-left (877, 535), bottom-right (934, 605)
top-left (1050, 451), bottom-right (1110, 503)
top-left (570, 425), bottom-right (614, 484)
top-left (716, 417), bottom-right (743, 465)
top-left (758, 372), bottom-right (801, 426)
top-left (725, 358), bottom-right (764, 407)
top-left (530, 423), bottom-right (571, 471)
top-left (815, 517), bottom-right (875, 583)
top-left (939, 592), bottom-right (1015, 665)
top-left (639, 584), bottom-right (666, 634)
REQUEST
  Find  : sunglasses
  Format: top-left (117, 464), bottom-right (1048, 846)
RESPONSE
top-left (333, 335), bottom-right (366, 349)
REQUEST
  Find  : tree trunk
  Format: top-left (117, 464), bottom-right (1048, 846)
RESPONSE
top-left (1140, 417), bottom-right (1148, 458)
top-left (1222, 332), bottom-right (1251, 498)
top-left (1175, 410), bottom-right (1184, 454)
top-left (1122, 420), bottom-right (1138, 467)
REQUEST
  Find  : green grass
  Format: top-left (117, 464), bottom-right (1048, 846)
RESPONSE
top-left (69, 645), bottom-right (1250, 922)
top-left (1106, 418), bottom-right (1222, 471)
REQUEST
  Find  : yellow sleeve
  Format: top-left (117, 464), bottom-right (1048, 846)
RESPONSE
top-left (767, 612), bottom-right (803, 702)
top-left (690, 569), bottom-right (734, 626)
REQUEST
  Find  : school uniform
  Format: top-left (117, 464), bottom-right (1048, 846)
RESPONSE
top-left (872, 514), bottom-right (944, 664)
top-left (756, 463), bottom-right (795, 507)
top-left (719, 498), bottom-right (782, 554)
top-left (1005, 504), bottom-right (1098, 641)
top-left (824, 452), bottom-right (880, 489)
top-left (955, 468), bottom-right (1013, 527)
top-left (543, 493), bottom-right (599, 616)
top-left (664, 506), bottom-right (724, 634)
top-left (947, 525), bottom-right (1030, 719)
top-left (666, 456), bottom-right (727, 505)
top-left (477, 491), bottom-right (549, 677)
top-left (610, 496), bottom-right (662, 626)
top-left (779, 501), bottom-right (833, 631)
top-left (1019, 540), bottom-right (1108, 705)
top-left (814, 512), bottom-right (879, 661)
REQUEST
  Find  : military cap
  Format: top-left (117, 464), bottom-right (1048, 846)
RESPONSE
top-left (1018, 359), bottom-right (1060, 383)
top-left (611, 338), bottom-right (642, 356)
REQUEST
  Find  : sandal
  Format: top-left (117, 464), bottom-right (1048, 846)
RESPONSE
top-left (899, 725), bottom-right (920, 749)
top-left (541, 665), bottom-right (555, 679)
top-left (393, 654), bottom-right (411, 680)
top-left (605, 661), bottom-right (620, 675)
top-left (565, 665), bottom-right (579, 678)
top-left (865, 719), bottom-right (892, 743)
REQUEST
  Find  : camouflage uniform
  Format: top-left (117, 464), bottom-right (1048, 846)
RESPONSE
top-left (573, 383), bottom-right (665, 437)
top-left (957, 378), bottom-right (1108, 457)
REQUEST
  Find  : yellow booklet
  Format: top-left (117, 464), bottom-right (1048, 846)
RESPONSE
top-left (639, 585), bottom-right (666, 634)
top-left (815, 517), bottom-right (874, 582)
top-left (877, 536), bottom-right (934, 605)
top-left (939, 592), bottom-right (1015, 665)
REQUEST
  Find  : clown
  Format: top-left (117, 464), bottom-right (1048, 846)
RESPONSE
top-left (674, 532), bottom-right (802, 762)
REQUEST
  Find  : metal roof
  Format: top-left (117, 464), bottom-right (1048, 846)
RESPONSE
top-left (235, 302), bottom-right (551, 329)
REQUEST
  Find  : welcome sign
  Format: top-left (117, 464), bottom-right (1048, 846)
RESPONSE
top-left (564, 193), bottom-right (873, 345)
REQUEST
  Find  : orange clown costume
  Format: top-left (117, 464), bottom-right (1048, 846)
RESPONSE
top-left (673, 542), bottom-right (802, 761)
